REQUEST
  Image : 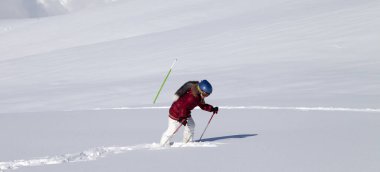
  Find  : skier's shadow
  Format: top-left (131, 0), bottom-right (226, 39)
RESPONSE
top-left (196, 134), bottom-right (258, 142)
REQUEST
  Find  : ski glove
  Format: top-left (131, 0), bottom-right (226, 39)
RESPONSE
top-left (212, 107), bottom-right (219, 114)
top-left (178, 118), bottom-right (187, 126)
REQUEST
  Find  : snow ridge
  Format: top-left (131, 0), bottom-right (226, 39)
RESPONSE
top-left (0, 142), bottom-right (219, 172)
top-left (86, 106), bottom-right (380, 113)
top-left (0, 0), bottom-right (117, 19)
top-left (220, 106), bottom-right (380, 113)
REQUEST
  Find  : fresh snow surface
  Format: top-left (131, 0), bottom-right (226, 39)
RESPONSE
top-left (0, 141), bottom-right (220, 172)
top-left (1, 0), bottom-right (380, 172)
top-left (0, 0), bottom-right (117, 19)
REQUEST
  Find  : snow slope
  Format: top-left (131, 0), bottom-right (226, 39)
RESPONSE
top-left (0, 0), bottom-right (117, 19)
top-left (1, 109), bottom-right (379, 172)
top-left (0, 0), bottom-right (380, 172)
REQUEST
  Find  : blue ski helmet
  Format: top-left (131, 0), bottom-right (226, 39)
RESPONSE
top-left (198, 80), bottom-right (213, 95)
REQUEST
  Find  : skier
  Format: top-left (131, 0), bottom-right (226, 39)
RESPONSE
top-left (160, 80), bottom-right (219, 146)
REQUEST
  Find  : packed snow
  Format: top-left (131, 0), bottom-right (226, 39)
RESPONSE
top-left (0, 0), bottom-right (379, 172)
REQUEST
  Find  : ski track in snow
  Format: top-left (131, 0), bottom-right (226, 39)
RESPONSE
top-left (85, 106), bottom-right (380, 113)
top-left (0, 142), bottom-right (220, 172)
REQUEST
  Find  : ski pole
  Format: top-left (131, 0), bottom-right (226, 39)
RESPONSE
top-left (163, 118), bottom-right (185, 146)
top-left (198, 111), bottom-right (216, 142)
top-left (153, 59), bottom-right (178, 104)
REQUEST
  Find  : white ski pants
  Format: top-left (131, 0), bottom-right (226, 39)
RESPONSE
top-left (160, 117), bottom-right (195, 145)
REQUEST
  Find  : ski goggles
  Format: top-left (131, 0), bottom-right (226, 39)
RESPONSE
top-left (197, 85), bottom-right (210, 97)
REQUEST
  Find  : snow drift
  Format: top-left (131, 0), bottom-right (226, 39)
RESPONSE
top-left (0, 0), bottom-right (116, 19)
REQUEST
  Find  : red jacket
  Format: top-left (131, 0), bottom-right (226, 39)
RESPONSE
top-left (169, 85), bottom-right (214, 121)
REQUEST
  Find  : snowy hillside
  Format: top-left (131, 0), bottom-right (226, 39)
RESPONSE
top-left (0, 0), bottom-right (116, 19)
top-left (1, 0), bottom-right (380, 172)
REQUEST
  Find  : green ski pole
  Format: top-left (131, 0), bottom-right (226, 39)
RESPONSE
top-left (153, 59), bottom-right (178, 104)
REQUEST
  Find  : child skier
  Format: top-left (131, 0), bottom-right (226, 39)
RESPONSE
top-left (160, 80), bottom-right (218, 146)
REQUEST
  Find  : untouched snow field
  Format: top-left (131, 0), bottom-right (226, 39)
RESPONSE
top-left (1, 0), bottom-right (380, 172)
top-left (0, 0), bottom-right (117, 19)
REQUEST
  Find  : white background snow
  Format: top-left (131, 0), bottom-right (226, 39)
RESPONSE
top-left (0, 0), bottom-right (379, 171)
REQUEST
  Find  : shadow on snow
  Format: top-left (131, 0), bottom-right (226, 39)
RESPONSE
top-left (197, 134), bottom-right (258, 142)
